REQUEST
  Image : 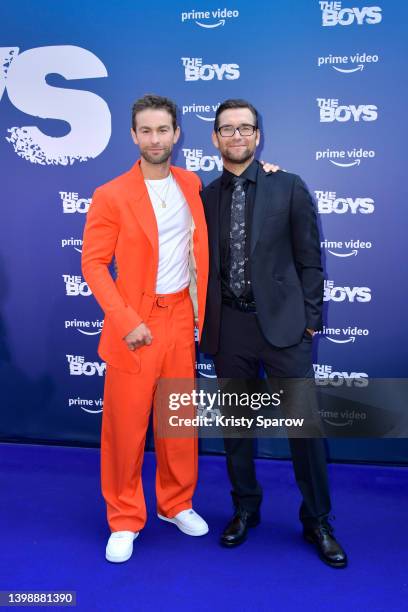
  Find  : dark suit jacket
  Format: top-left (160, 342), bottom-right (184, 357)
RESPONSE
top-left (199, 162), bottom-right (323, 355)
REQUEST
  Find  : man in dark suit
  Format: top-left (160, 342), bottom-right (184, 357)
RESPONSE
top-left (199, 99), bottom-right (347, 568)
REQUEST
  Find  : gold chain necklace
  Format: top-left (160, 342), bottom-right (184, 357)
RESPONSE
top-left (146, 173), bottom-right (172, 209)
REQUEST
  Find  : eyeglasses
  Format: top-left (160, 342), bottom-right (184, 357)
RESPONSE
top-left (217, 124), bottom-right (257, 137)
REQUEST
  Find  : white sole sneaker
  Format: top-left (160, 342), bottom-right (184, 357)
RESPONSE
top-left (106, 532), bottom-right (139, 563)
top-left (158, 512), bottom-right (209, 536)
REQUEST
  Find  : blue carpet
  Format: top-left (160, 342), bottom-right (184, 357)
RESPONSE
top-left (0, 443), bottom-right (407, 611)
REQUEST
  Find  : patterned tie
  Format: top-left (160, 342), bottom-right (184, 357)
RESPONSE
top-left (229, 176), bottom-right (246, 297)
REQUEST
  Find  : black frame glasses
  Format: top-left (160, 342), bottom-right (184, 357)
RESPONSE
top-left (217, 124), bottom-right (257, 137)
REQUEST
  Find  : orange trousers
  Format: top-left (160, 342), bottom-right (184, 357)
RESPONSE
top-left (101, 288), bottom-right (197, 533)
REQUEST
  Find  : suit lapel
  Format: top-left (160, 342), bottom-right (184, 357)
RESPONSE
top-left (126, 160), bottom-right (158, 254)
top-left (171, 165), bottom-right (203, 233)
top-left (204, 178), bottom-right (221, 275)
top-left (250, 168), bottom-right (274, 255)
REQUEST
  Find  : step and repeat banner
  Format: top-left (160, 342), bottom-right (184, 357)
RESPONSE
top-left (1, 1), bottom-right (407, 461)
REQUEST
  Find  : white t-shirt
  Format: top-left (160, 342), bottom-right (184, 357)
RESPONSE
top-left (145, 173), bottom-right (192, 294)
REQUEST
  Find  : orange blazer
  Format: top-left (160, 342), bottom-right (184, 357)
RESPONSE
top-left (82, 160), bottom-right (209, 374)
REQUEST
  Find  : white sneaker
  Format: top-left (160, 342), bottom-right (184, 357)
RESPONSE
top-left (158, 509), bottom-right (209, 536)
top-left (105, 531), bottom-right (139, 563)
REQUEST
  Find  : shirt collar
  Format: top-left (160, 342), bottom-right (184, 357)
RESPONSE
top-left (221, 158), bottom-right (259, 188)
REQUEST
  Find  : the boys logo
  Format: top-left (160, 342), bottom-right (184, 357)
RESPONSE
top-left (315, 191), bottom-right (375, 214)
top-left (181, 58), bottom-right (240, 81)
top-left (317, 98), bottom-right (378, 122)
top-left (314, 364), bottom-right (369, 388)
top-left (0, 45), bottom-right (111, 165)
top-left (60, 192), bottom-right (91, 214)
top-left (319, 2), bottom-right (382, 26)
top-left (324, 280), bottom-right (371, 303)
top-left (66, 355), bottom-right (106, 377)
top-left (62, 274), bottom-right (92, 297)
top-left (182, 148), bottom-right (223, 172)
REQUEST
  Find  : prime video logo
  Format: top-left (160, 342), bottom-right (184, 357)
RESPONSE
top-left (315, 149), bottom-right (376, 167)
top-left (196, 359), bottom-right (216, 378)
top-left (68, 396), bottom-right (103, 414)
top-left (315, 325), bottom-right (370, 344)
top-left (321, 239), bottom-right (373, 257)
top-left (64, 319), bottom-right (103, 336)
top-left (317, 98), bottom-right (378, 122)
top-left (181, 58), bottom-right (240, 81)
top-left (182, 102), bottom-right (220, 122)
top-left (317, 52), bottom-right (379, 74)
top-left (61, 237), bottom-right (83, 253)
top-left (319, 2), bottom-right (382, 26)
top-left (181, 8), bottom-right (239, 28)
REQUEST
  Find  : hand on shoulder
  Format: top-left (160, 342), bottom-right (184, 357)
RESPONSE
top-left (260, 160), bottom-right (285, 173)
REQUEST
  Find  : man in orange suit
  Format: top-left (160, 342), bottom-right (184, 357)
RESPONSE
top-left (82, 94), bottom-right (209, 563)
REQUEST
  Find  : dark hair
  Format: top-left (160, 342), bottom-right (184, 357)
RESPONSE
top-left (214, 99), bottom-right (259, 131)
top-left (132, 94), bottom-right (178, 131)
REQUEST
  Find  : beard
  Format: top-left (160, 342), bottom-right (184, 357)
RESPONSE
top-left (221, 145), bottom-right (255, 165)
top-left (140, 146), bottom-right (172, 165)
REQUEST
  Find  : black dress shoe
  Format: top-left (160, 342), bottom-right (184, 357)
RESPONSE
top-left (220, 509), bottom-right (260, 547)
top-left (303, 521), bottom-right (348, 568)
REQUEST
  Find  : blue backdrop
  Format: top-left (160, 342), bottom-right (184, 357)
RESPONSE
top-left (1, 0), bottom-right (407, 462)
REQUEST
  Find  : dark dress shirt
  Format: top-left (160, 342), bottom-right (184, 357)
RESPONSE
top-left (219, 159), bottom-right (258, 302)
